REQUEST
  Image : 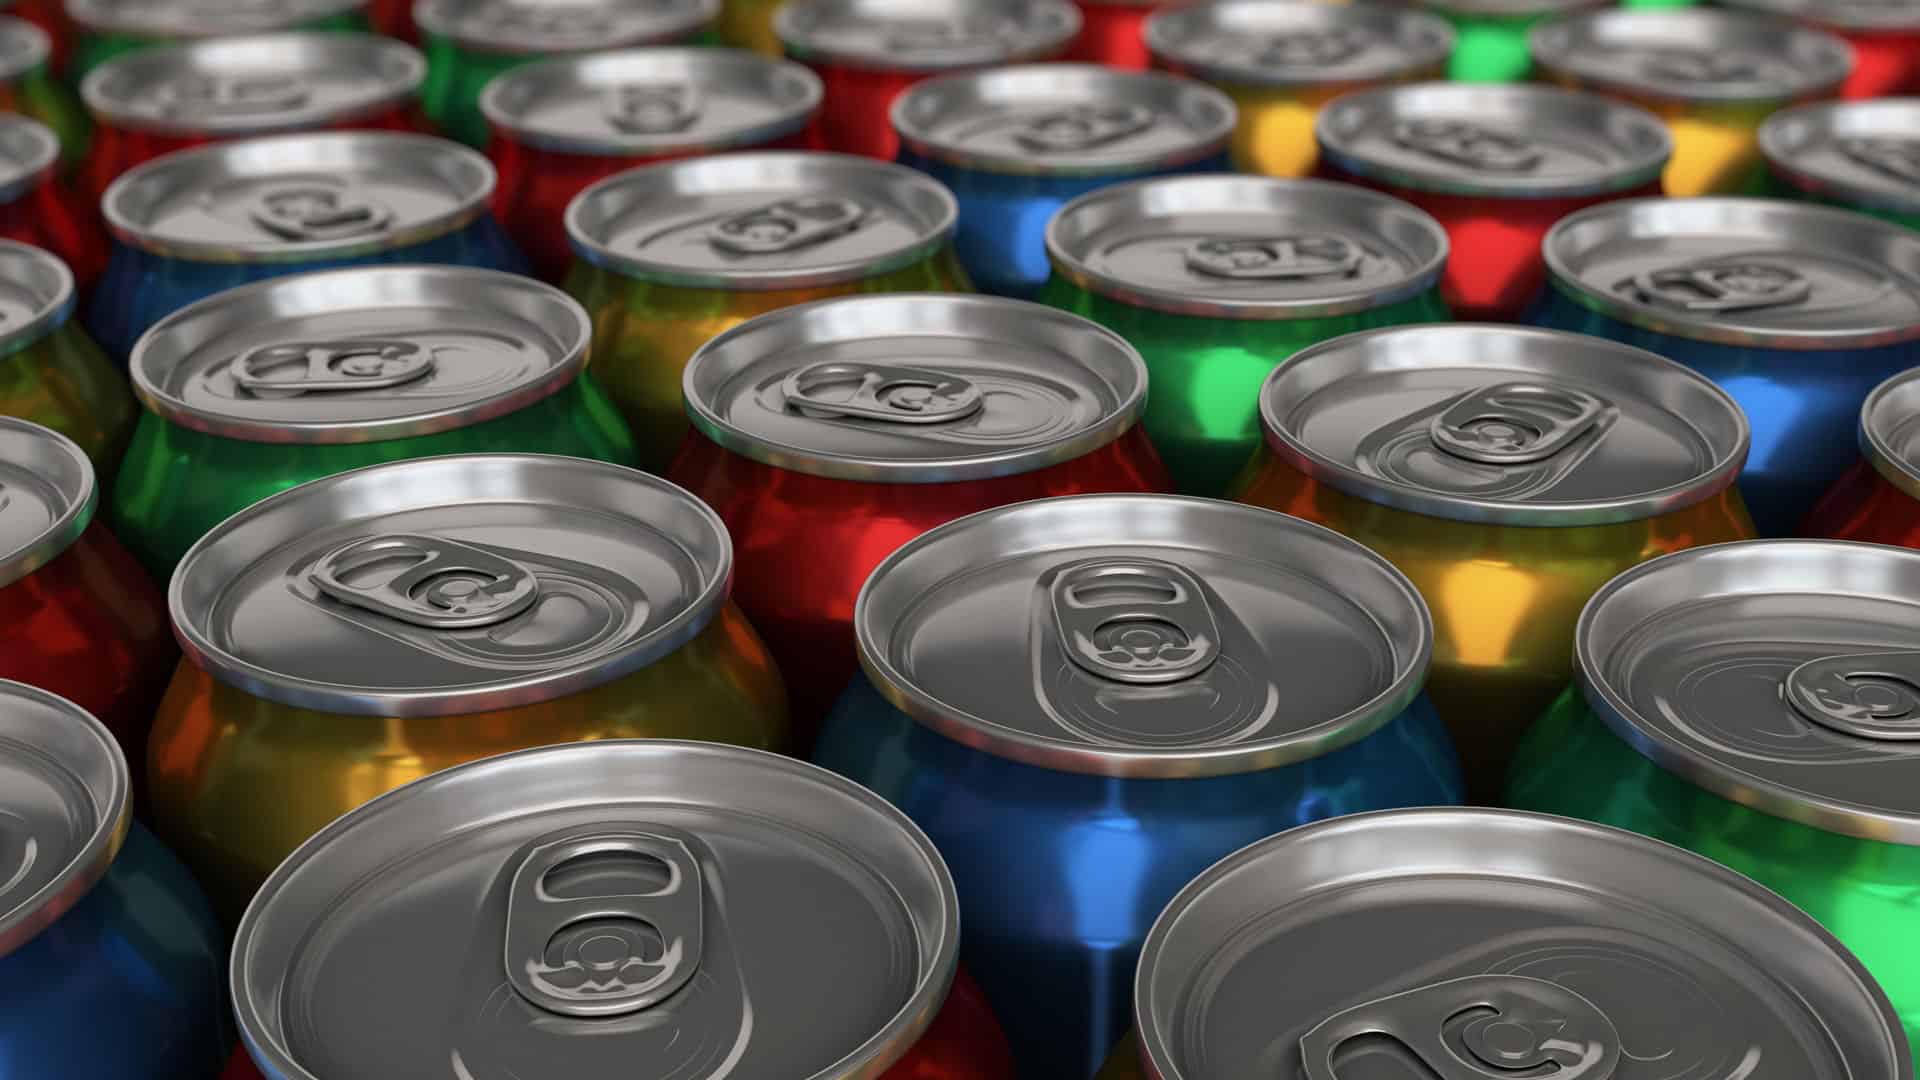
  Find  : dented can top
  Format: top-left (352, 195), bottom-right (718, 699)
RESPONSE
top-left (1133, 808), bottom-right (1911, 1080)
top-left (1144, 0), bottom-right (1454, 89)
top-left (1862, 367), bottom-right (1920, 500)
top-left (775, 0), bottom-right (1081, 74)
top-left (1258, 324), bottom-right (1750, 527)
top-left (0, 115), bottom-right (56, 203)
top-left (0, 238), bottom-right (76, 357)
top-left (1762, 99), bottom-right (1920, 219)
top-left (856, 494), bottom-right (1434, 778)
top-left (172, 454), bottom-right (733, 717)
top-left (0, 418), bottom-right (94, 590)
top-left (414, 0), bottom-right (719, 56)
top-left (1722, 0), bottom-right (1920, 32)
top-left (64, 0), bottom-right (366, 38)
top-left (1529, 9), bottom-right (1855, 105)
top-left (0, 14), bottom-right (49, 81)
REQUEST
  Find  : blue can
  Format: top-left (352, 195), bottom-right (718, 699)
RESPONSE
top-left (1532, 197), bottom-right (1920, 536)
top-left (892, 63), bottom-right (1235, 300)
top-left (813, 494), bottom-right (1464, 1080)
top-left (87, 129), bottom-right (526, 364)
top-left (0, 680), bottom-right (226, 1079)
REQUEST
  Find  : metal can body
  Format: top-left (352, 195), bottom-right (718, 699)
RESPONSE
top-left (0, 242), bottom-right (131, 472)
top-left (1722, 0), bottom-right (1920, 98)
top-left (1421, 0), bottom-right (1605, 82)
top-left (0, 119), bottom-right (105, 289)
top-left (4, 0), bottom-right (70, 76)
top-left (367, 0), bottom-right (413, 42)
top-left (719, 0), bottom-right (783, 55)
top-left (1067, 0), bottom-right (1162, 69)
top-left (1805, 367), bottom-right (1920, 545)
top-left (66, 0), bottom-right (368, 84)
top-left (1761, 100), bottom-right (1920, 231)
top-left (0, 16), bottom-right (86, 167)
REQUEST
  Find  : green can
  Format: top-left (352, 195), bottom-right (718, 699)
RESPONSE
top-left (0, 14), bottom-right (87, 166)
top-left (1761, 99), bottom-right (1920, 231)
top-left (0, 239), bottom-right (132, 475)
top-left (1507, 539), bottom-right (1920, 1049)
top-left (1039, 174), bottom-right (1449, 496)
top-left (110, 264), bottom-right (635, 578)
top-left (65, 0), bottom-right (369, 83)
top-left (1416, 0), bottom-right (1607, 83)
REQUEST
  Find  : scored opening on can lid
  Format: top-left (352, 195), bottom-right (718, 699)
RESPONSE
top-left (1761, 99), bottom-right (1920, 218)
top-left (414, 0), bottom-right (719, 56)
top-left (0, 14), bottom-right (49, 82)
top-left (1543, 197), bottom-right (1920, 350)
top-left (1721, 0), bottom-right (1920, 31)
top-left (1133, 808), bottom-right (1911, 1080)
top-left (774, 0), bottom-right (1081, 74)
top-left (0, 240), bottom-right (77, 360)
top-left (1529, 9), bottom-right (1855, 104)
top-left (1259, 323), bottom-right (1750, 527)
top-left (172, 454), bottom-right (734, 717)
top-left (1862, 367), bottom-right (1920, 501)
top-left (65, 0), bottom-right (367, 38)
top-left (855, 494), bottom-right (1434, 778)
top-left (0, 114), bottom-right (55, 204)
top-left (1144, 0), bottom-right (1454, 89)
top-left (0, 418), bottom-right (94, 590)
top-left (480, 47), bottom-right (822, 158)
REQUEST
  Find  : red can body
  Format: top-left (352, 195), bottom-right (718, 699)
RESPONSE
top-left (1067, 0), bottom-right (1160, 69)
top-left (81, 103), bottom-right (420, 203)
top-left (1835, 30), bottom-right (1920, 97)
top-left (805, 62), bottom-right (923, 159)
top-left (1806, 459), bottom-right (1920, 546)
top-left (368, 0), bottom-right (416, 42)
top-left (0, 170), bottom-right (106, 289)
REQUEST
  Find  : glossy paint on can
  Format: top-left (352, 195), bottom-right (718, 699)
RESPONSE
top-left (1760, 98), bottom-right (1920, 230)
top-left (0, 15), bottom-right (86, 166)
top-left (1806, 367), bottom-right (1920, 545)
top-left (65, 0), bottom-right (370, 87)
top-left (0, 242), bottom-right (131, 473)
top-left (1722, 0), bottom-right (1920, 99)
top-left (719, 0), bottom-right (783, 54)
top-left (0, 118), bottom-right (105, 289)
top-left (367, 0), bottom-right (412, 41)
top-left (1067, 0), bottom-right (1165, 69)
top-left (1417, 0), bottom-right (1605, 82)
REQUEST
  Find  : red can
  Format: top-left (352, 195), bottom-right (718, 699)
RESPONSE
top-left (2, 0), bottom-right (69, 75)
top-left (1807, 366), bottom-right (1920, 546)
top-left (1315, 82), bottom-right (1670, 321)
top-left (1722, 0), bottom-right (1920, 98)
top-left (1067, 0), bottom-right (1166, 69)
top-left (367, 0), bottom-right (414, 42)
top-left (0, 115), bottom-right (106, 288)
top-left (774, 0), bottom-right (1080, 159)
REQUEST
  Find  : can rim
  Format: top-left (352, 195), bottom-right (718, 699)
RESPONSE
top-left (0, 14), bottom-right (50, 82)
top-left (64, 0), bottom-right (366, 36)
top-left (1418, 0), bottom-right (1609, 18)
top-left (0, 238), bottom-right (76, 361)
top-left (1721, 0), bottom-right (1920, 31)
top-left (1528, 9), bottom-right (1855, 105)
top-left (0, 417), bottom-right (94, 590)
top-left (0, 114), bottom-right (57, 204)
top-left (1143, 0), bottom-right (1456, 89)
top-left (413, 0), bottom-right (719, 55)
top-left (1861, 366), bottom-right (1920, 504)
top-left (1760, 98), bottom-right (1920, 217)
top-left (773, 0), bottom-right (1082, 74)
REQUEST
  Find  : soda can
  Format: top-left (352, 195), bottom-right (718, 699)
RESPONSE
top-left (1417, 0), bottom-right (1604, 83)
top-left (1761, 98), bottom-right (1920, 231)
top-left (0, 243), bottom-right (130, 471)
top-left (1722, 0), bottom-right (1920, 99)
top-left (0, 117), bottom-right (105, 288)
top-left (717, 0), bottom-right (783, 55)
top-left (0, 680), bottom-right (226, 1079)
top-left (566, 152), bottom-right (968, 470)
top-left (1507, 540), bottom-right (1920, 1048)
top-left (814, 494), bottom-right (1463, 1078)
top-left (774, 0), bottom-right (1081, 161)
top-left (1066, 0), bottom-right (1167, 71)
top-left (1041, 174), bottom-right (1450, 497)
top-left (368, 0), bottom-right (413, 42)
top-left (1533, 197), bottom-right (1920, 536)
top-left (4, 0), bottom-right (70, 76)
top-left (88, 130), bottom-right (524, 365)
top-left (483, 47), bottom-right (821, 282)
top-left (671, 294), bottom-right (1169, 742)
top-left (1144, 0), bottom-right (1453, 179)
top-left (1809, 368), bottom-right (1920, 545)
top-left (0, 15), bottom-right (86, 167)
top-left (64, 0), bottom-right (369, 83)
top-left (1530, 9), bottom-right (1853, 197)
top-left (414, 0), bottom-right (720, 149)
top-left (1236, 323), bottom-right (1754, 801)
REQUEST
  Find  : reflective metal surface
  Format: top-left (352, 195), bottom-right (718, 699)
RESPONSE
top-left (0, 10), bottom-right (46, 81)
top-left (1723, 0), bottom-right (1920, 31)
top-left (1863, 367), bottom-right (1920, 501)
top-left (1529, 9), bottom-right (1855, 104)
top-left (0, 113), bottom-right (55, 203)
top-left (0, 237), bottom-right (74, 354)
top-left (774, 0), bottom-right (1080, 72)
top-left (66, 0), bottom-right (364, 36)
top-left (414, 0), bottom-right (719, 54)
top-left (1145, 1), bottom-right (1454, 89)
top-left (0, 417), bottom-right (93, 588)
top-left (1762, 98), bottom-right (1920, 218)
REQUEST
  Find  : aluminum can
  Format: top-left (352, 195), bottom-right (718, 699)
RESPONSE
top-left (815, 495), bottom-right (1463, 1079)
top-left (1761, 99), bottom-right (1920, 231)
top-left (65, 0), bottom-right (369, 83)
top-left (774, 0), bottom-right (1080, 161)
top-left (1236, 324), bottom-right (1754, 801)
top-left (3, 0), bottom-right (70, 76)
top-left (368, 0), bottom-right (413, 42)
top-left (893, 64), bottom-right (1234, 300)
top-left (0, 117), bottom-right (105, 288)
top-left (1809, 368), bottom-right (1920, 545)
top-left (1507, 540), bottom-right (1920, 1049)
top-left (671, 295), bottom-right (1167, 744)
top-left (483, 47), bottom-right (820, 282)
top-left (1417, 0), bottom-right (1603, 82)
top-left (1067, 0), bottom-right (1170, 70)
top-left (1096, 807), bottom-right (1912, 1079)
top-left (1530, 9), bottom-right (1853, 197)
top-left (1316, 83), bottom-right (1669, 321)
top-left (415, 0), bottom-right (719, 149)
top-left (1532, 197), bottom-right (1920, 536)
top-left (1145, 0), bottom-right (1452, 179)
top-left (0, 242), bottom-right (130, 471)
top-left (0, 681), bottom-right (226, 1079)
top-left (0, 15), bottom-right (85, 167)
top-left (87, 131), bottom-right (524, 365)
top-left (1723, 0), bottom-right (1920, 99)
top-left (718, 0), bottom-right (782, 55)
top-left (566, 152), bottom-right (969, 470)
top-left (1041, 175), bottom-right (1450, 497)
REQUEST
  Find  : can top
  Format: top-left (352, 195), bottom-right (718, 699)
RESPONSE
top-left (1418, 0), bottom-right (1607, 18)
top-left (173, 454), bottom-right (734, 717)
top-left (1134, 808), bottom-right (1911, 1080)
top-left (81, 32), bottom-right (424, 137)
top-left (232, 741), bottom-right (957, 1080)
top-left (0, 240), bottom-right (77, 364)
top-left (1721, 0), bottom-right (1920, 31)
top-left (774, 0), bottom-right (1080, 74)
top-left (0, 14), bottom-right (49, 82)
top-left (682, 294), bottom-right (1148, 483)
top-left (1862, 366), bottom-right (1920, 499)
top-left (414, 0), bottom-right (719, 56)
top-left (64, 0), bottom-right (366, 38)
top-left (1315, 83), bottom-right (1671, 198)
top-left (480, 47), bottom-right (821, 158)
top-left (1529, 9), bottom-right (1854, 104)
top-left (1045, 175), bottom-right (1449, 319)
top-left (1144, 0), bottom-right (1454, 89)
top-left (856, 494), bottom-right (1434, 778)
top-left (567, 152), bottom-right (957, 290)
top-left (1761, 99), bottom-right (1920, 218)
top-left (0, 113), bottom-right (55, 203)
top-left (1543, 197), bottom-right (1920, 350)
top-left (0, 417), bottom-right (93, 591)
top-left (1259, 324), bottom-right (1750, 527)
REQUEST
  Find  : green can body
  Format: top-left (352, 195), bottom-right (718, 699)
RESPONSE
top-left (70, 12), bottom-right (367, 82)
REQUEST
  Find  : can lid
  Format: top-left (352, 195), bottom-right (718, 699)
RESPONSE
top-left (414, 0), bottom-right (719, 56)
top-left (480, 47), bottom-right (821, 158)
top-left (232, 742), bottom-right (957, 1080)
top-left (682, 294), bottom-right (1147, 483)
top-left (856, 494), bottom-right (1433, 778)
top-left (1721, 0), bottom-right (1920, 31)
top-left (1862, 367), bottom-right (1920, 499)
top-left (172, 454), bottom-right (733, 717)
top-left (0, 14), bottom-right (49, 82)
top-left (0, 681), bottom-right (130, 961)
top-left (1315, 83), bottom-right (1671, 198)
top-left (1259, 324), bottom-right (1749, 527)
top-left (64, 0), bottom-right (367, 38)
top-left (774, 0), bottom-right (1081, 74)
top-left (1529, 9), bottom-right (1854, 104)
top-left (1418, 0), bottom-right (1607, 17)
top-left (1761, 99), bottom-right (1920, 218)
top-left (1134, 808), bottom-right (1912, 1080)
top-left (0, 239), bottom-right (76, 364)
top-left (567, 152), bottom-right (956, 289)
top-left (0, 114), bottom-right (55, 204)
top-left (1543, 197), bottom-right (1920, 350)
top-left (1144, 0), bottom-right (1454, 89)
top-left (1045, 175), bottom-right (1449, 319)
top-left (0, 418), bottom-right (93, 590)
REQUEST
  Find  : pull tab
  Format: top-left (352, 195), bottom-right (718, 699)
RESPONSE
top-left (781, 362), bottom-right (983, 425)
top-left (1637, 50), bottom-right (1764, 85)
top-left (1429, 383), bottom-right (1608, 466)
top-left (232, 339), bottom-right (435, 395)
top-left (150, 73), bottom-right (309, 117)
top-left (1050, 558), bottom-right (1221, 685)
top-left (705, 197), bottom-right (867, 256)
top-left (1300, 975), bottom-right (1621, 1080)
top-left (603, 81), bottom-right (702, 134)
top-left (309, 533), bottom-right (540, 629)
top-left (1629, 259), bottom-right (1811, 314)
top-left (1394, 120), bottom-right (1543, 173)
top-left (884, 14), bottom-right (1016, 56)
top-left (1248, 29), bottom-right (1368, 69)
top-left (1785, 652), bottom-right (1920, 742)
top-left (1184, 235), bottom-right (1362, 281)
top-left (504, 828), bottom-right (704, 1018)
top-left (1839, 137), bottom-right (1920, 188)
top-left (1013, 104), bottom-right (1156, 153)
top-left (247, 184), bottom-right (393, 242)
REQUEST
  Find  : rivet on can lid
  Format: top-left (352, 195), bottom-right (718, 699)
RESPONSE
top-left (414, 0), bottom-right (720, 56)
top-left (1721, 0), bottom-right (1920, 32)
top-left (1528, 9), bottom-right (1855, 104)
top-left (0, 114), bottom-right (57, 205)
top-left (64, 0), bottom-right (368, 38)
top-left (1762, 99), bottom-right (1920, 219)
top-left (1861, 367), bottom-right (1920, 502)
top-left (0, 239), bottom-right (77, 358)
top-left (1144, 0), bottom-right (1455, 89)
top-left (0, 417), bottom-right (94, 590)
top-left (0, 14), bottom-right (49, 82)
top-left (774, 0), bottom-right (1081, 74)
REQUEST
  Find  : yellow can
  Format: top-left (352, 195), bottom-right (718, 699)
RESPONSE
top-left (719, 0), bottom-right (784, 53)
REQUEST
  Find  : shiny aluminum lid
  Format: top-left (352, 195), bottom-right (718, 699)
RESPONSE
top-left (172, 454), bottom-right (733, 717)
top-left (1259, 324), bottom-right (1750, 526)
top-left (1761, 99), bottom-right (1920, 218)
top-left (1722, 0), bottom-right (1920, 31)
top-left (1419, 0), bottom-right (1606, 16)
top-left (0, 238), bottom-right (75, 357)
top-left (775, 0), bottom-right (1080, 74)
top-left (683, 294), bottom-right (1147, 483)
top-left (1046, 175), bottom-right (1449, 319)
top-left (0, 418), bottom-right (94, 590)
top-left (480, 47), bottom-right (821, 157)
top-left (0, 14), bottom-right (48, 81)
top-left (1144, 0), bottom-right (1454, 89)
top-left (1543, 197), bottom-right (1920, 350)
top-left (1529, 9), bottom-right (1854, 104)
top-left (64, 0), bottom-right (365, 36)
top-left (856, 494), bottom-right (1433, 778)
top-left (414, 0), bottom-right (719, 56)
top-left (1862, 367), bottom-right (1920, 499)
top-left (0, 114), bottom-right (55, 204)
top-left (1133, 808), bottom-right (1911, 1080)
top-left (130, 265), bottom-right (587, 444)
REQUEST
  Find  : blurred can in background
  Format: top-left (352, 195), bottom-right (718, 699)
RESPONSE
top-left (0, 117), bottom-right (104, 287)
top-left (1066, 0), bottom-right (1169, 70)
top-left (0, 15), bottom-right (86, 166)
top-left (1805, 367), bottom-right (1920, 545)
top-left (718, 0), bottom-right (783, 55)
top-left (0, 242), bottom-right (128, 469)
top-left (1760, 98), bottom-right (1920, 230)
top-left (1721, 0), bottom-right (1920, 99)
top-left (1417, 0), bottom-right (1604, 83)
top-left (368, 0), bottom-right (413, 42)
top-left (4, 0), bottom-right (69, 76)
top-left (65, 0), bottom-right (368, 83)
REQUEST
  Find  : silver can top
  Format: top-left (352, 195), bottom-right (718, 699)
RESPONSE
top-left (1761, 98), bottom-right (1920, 219)
top-left (1722, 0), bottom-right (1920, 31)
top-left (856, 494), bottom-right (1433, 778)
top-left (1529, 9), bottom-right (1854, 104)
top-left (1861, 366), bottom-right (1920, 500)
top-left (172, 454), bottom-right (733, 717)
top-left (0, 238), bottom-right (76, 358)
top-left (414, 0), bottom-right (719, 56)
top-left (1543, 197), bottom-right (1920, 350)
top-left (0, 417), bottom-right (93, 590)
top-left (0, 114), bottom-right (55, 203)
top-left (1418, 0), bottom-right (1607, 17)
top-left (0, 13), bottom-right (49, 82)
top-left (231, 742), bottom-right (957, 1080)
top-left (1133, 808), bottom-right (1911, 1080)
top-left (775, 0), bottom-right (1080, 74)
top-left (64, 0), bottom-right (366, 37)
top-left (1144, 0), bottom-right (1454, 89)
top-left (1258, 324), bottom-right (1750, 527)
